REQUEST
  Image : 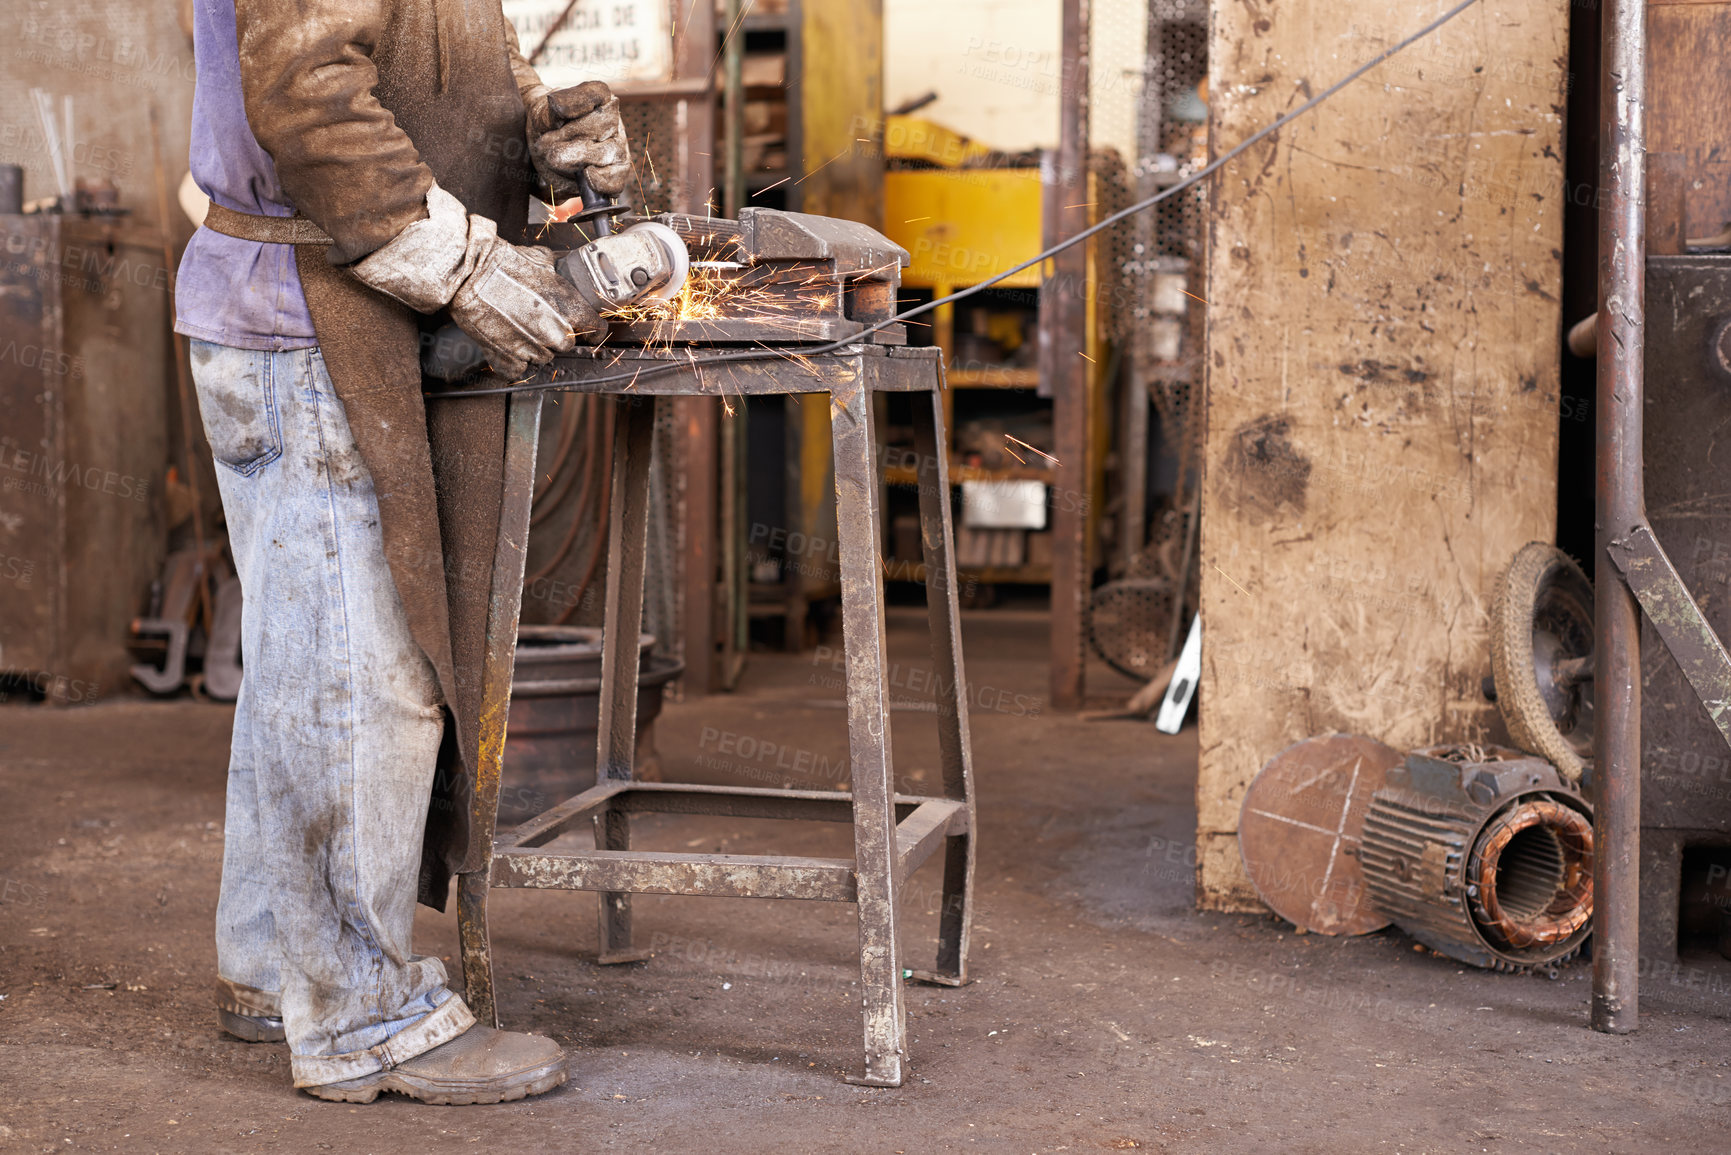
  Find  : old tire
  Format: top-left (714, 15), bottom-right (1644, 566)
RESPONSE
top-left (1490, 542), bottom-right (1594, 783)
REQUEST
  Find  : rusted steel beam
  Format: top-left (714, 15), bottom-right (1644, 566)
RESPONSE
top-left (1047, 0), bottom-right (1091, 710)
top-left (492, 848), bottom-right (858, 901)
top-left (618, 789), bottom-right (868, 824)
top-left (675, 395), bottom-right (719, 694)
top-left (456, 871), bottom-right (497, 1028)
top-left (525, 344), bottom-right (943, 396)
top-left (893, 799), bottom-right (964, 881)
top-left (1609, 523), bottom-right (1731, 746)
top-left (912, 389), bottom-right (976, 804)
top-left (594, 395), bottom-right (659, 963)
top-left (1593, 0), bottom-right (1647, 1036)
top-left (606, 781), bottom-right (972, 825)
top-left (463, 391), bottom-right (545, 864)
top-left (910, 385), bottom-right (977, 987)
top-left (597, 398), bottom-right (656, 782)
top-left (455, 391), bottom-right (543, 1029)
top-left (498, 780), bottom-right (630, 850)
top-left (830, 382), bottom-right (907, 1087)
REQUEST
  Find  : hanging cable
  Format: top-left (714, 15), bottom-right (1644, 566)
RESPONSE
top-left (429, 0), bottom-right (1482, 402)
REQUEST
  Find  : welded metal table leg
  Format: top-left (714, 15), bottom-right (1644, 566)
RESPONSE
top-left (908, 386), bottom-right (975, 987)
top-left (830, 383), bottom-right (906, 1087)
top-left (457, 872), bottom-right (498, 1027)
top-left (594, 394), bottom-right (658, 964)
top-left (458, 392), bottom-right (544, 1027)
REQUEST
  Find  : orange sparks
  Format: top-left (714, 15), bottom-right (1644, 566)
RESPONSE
top-left (1004, 434), bottom-right (1059, 466)
top-left (794, 146), bottom-right (853, 186)
top-left (1182, 288), bottom-right (1209, 306)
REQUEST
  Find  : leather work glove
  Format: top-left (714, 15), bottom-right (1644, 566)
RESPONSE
top-left (527, 80), bottom-right (633, 198)
top-left (350, 183), bottom-right (604, 378)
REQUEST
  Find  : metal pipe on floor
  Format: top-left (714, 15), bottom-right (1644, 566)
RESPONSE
top-left (1592, 0), bottom-right (1646, 1035)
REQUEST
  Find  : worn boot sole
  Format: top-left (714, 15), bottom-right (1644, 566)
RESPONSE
top-left (218, 1009), bottom-right (287, 1044)
top-left (304, 1060), bottom-right (567, 1106)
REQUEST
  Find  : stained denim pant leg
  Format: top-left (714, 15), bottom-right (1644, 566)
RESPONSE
top-left (191, 340), bottom-right (474, 1087)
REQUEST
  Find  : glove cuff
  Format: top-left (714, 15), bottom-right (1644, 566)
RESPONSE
top-left (349, 183), bottom-right (484, 313)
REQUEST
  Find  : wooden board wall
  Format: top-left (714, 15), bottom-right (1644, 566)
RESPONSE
top-left (1649, 1), bottom-right (1731, 243)
top-left (1196, 0), bottom-right (1568, 910)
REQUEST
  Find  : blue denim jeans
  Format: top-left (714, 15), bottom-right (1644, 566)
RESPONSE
top-left (191, 341), bottom-right (474, 1087)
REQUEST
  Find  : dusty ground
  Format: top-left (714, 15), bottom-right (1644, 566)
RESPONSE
top-left (3, 607), bottom-right (1730, 1153)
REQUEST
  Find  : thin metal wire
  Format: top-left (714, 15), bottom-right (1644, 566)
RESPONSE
top-left (430, 0), bottom-right (1482, 402)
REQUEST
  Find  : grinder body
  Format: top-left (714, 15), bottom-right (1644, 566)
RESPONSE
top-left (422, 219), bottom-right (689, 380)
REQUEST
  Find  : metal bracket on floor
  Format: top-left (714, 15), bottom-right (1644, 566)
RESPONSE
top-left (1608, 522), bottom-right (1731, 747)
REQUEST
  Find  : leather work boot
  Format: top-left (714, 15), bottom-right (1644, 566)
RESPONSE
top-left (303, 1026), bottom-right (568, 1105)
top-left (216, 979), bottom-right (287, 1044)
top-left (220, 1008), bottom-right (287, 1043)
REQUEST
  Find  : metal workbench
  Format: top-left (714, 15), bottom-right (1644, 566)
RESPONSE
top-left (452, 341), bottom-right (976, 1087)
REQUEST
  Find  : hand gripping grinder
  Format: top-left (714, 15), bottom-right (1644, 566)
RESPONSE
top-left (421, 172), bottom-right (689, 381)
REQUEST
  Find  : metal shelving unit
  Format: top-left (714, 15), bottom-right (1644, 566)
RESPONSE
top-left (881, 140), bottom-right (1107, 588)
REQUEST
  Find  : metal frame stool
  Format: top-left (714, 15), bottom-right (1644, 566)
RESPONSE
top-left (454, 343), bottom-right (976, 1087)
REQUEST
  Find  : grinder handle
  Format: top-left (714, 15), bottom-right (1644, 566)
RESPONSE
top-left (573, 170), bottom-right (614, 239)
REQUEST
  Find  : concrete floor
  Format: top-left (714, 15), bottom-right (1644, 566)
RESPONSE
top-left (3, 606), bottom-right (1730, 1152)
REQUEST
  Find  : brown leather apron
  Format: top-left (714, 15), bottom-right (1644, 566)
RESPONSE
top-left (209, 0), bottom-right (538, 910)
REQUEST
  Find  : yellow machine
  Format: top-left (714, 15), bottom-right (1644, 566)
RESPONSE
top-left (882, 116), bottom-right (1107, 585)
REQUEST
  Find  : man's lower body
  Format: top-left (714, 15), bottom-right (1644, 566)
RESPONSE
top-left (191, 340), bottom-right (564, 1104)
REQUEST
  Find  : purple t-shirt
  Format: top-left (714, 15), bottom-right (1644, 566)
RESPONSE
top-left (173, 0), bottom-right (317, 351)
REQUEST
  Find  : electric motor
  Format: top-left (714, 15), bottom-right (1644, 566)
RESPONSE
top-left (1360, 744), bottom-right (1594, 972)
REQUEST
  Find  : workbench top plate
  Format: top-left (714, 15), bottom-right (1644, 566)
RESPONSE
top-left (506, 342), bottom-right (944, 396)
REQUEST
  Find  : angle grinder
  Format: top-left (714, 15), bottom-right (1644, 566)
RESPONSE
top-left (421, 174), bottom-right (689, 381)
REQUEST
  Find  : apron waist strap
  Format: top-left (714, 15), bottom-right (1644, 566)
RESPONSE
top-left (203, 202), bottom-right (333, 246)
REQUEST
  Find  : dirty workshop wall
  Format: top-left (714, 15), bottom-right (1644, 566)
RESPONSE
top-left (883, 0), bottom-right (1061, 150)
top-left (1195, 0), bottom-right (1567, 910)
top-left (1649, 0), bottom-right (1731, 242)
top-left (883, 0), bottom-right (1148, 157)
top-left (0, 3), bottom-right (197, 698)
top-left (1, 1), bottom-right (196, 241)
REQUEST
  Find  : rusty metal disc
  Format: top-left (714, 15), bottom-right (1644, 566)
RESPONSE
top-left (1238, 733), bottom-right (1403, 935)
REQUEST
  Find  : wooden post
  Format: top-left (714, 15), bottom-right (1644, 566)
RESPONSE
top-left (1195, 1), bottom-right (1569, 908)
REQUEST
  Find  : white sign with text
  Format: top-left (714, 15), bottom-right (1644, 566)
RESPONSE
top-left (504, 0), bottom-right (673, 89)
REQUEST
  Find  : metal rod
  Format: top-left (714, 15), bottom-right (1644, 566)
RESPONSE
top-left (147, 105), bottom-right (213, 635)
top-left (1166, 485), bottom-right (1201, 664)
top-left (1592, 0), bottom-right (1646, 1036)
top-left (1048, 0), bottom-right (1090, 710)
top-left (528, 0), bottom-right (583, 66)
top-left (722, 0), bottom-right (746, 217)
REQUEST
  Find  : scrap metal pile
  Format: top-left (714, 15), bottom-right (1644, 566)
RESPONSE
top-left (1237, 539), bottom-right (1606, 976)
top-left (1361, 744), bottom-right (1594, 974)
top-left (1239, 733), bottom-right (1595, 976)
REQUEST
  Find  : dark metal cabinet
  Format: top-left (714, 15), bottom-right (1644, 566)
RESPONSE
top-left (0, 215), bottom-right (168, 702)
